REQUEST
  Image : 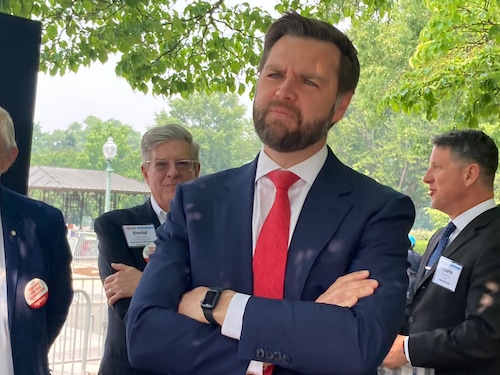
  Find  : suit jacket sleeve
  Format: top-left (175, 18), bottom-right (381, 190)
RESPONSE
top-left (239, 194), bottom-right (414, 374)
top-left (125, 186), bottom-right (253, 375)
top-left (45, 208), bottom-right (74, 346)
top-left (95, 213), bottom-right (140, 320)
top-left (126, 181), bottom-right (415, 375)
top-left (408, 240), bottom-right (500, 370)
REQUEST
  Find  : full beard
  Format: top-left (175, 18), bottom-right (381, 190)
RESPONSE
top-left (253, 101), bottom-right (334, 153)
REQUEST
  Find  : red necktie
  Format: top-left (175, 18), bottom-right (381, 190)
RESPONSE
top-left (253, 170), bottom-right (299, 375)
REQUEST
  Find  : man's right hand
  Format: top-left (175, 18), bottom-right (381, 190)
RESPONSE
top-left (104, 263), bottom-right (143, 306)
top-left (316, 270), bottom-right (378, 307)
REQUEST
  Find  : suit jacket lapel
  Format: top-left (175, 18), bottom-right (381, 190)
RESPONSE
top-left (131, 199), bottom-right (160, 265)
top-left (213, 161), bottom-right (256, 294)
top-left (415, 230), bottom-right (440, 287)
top-left (1, 187), bottom-right (22, 329)
top-left (137, 199), bottom-right (161, 229)
top-left (285, 149), bottom-right (353, 300)
top-left (416, 206), bottom-right (499, 288)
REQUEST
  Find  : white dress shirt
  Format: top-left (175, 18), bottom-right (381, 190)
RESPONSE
top-left (221, 145), bottom-right (328, 374)
top-left (0, 210), bottom-right (15, 375)
top-left (404, 198), bottom-right (496, 365)
top-left (150, 195), bottom-right (167, 224)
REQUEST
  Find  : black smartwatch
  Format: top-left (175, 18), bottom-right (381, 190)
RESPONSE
top-left (201, 287), bottom-right (225, 325)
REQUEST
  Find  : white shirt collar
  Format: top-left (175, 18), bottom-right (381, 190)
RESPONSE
top-left (255, 145), bottom-right (328, 186)
top-left (452, 198), bottom-right (496, 231)
top-left (150, 195), bottom-right (167, 224)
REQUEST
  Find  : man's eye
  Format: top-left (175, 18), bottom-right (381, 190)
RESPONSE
top-left (155, 162), bottom-right (168, 170)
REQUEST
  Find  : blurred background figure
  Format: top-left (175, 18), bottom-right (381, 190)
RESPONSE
top-left (406, 234), bottom-right (422, 304)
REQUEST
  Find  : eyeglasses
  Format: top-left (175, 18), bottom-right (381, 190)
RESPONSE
top-left (146, 159), bottom-right (198, 173)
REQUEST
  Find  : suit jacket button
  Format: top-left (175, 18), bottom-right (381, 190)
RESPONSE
top-left (256, 349), bottom-right (265, 358)
top-left (273, 352), bottom-right (282, 361)
top-left (408, 316), bottom-right (415, 324)
top-left (282, 354), bottom-right (291, 364)
top-left (265, 350), bottom-right (273, 360)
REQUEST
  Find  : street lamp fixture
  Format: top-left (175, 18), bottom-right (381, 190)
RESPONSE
top-left (103, 136), bottom-right (118, 213)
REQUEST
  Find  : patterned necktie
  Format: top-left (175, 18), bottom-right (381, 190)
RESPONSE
top-left (427, 221), bottom-right (456, 269)
top-left (252, 170), bottom-right (299, 375)
top-left (253, 170), bottom-right (299, 299)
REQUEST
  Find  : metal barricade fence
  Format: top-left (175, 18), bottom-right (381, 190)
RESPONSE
top-left (50, 276), bottom-right (108, 375)
top-left (71, 231), bottom-right (99, 269)
top-left (49, 289), bottom-right (91, 375)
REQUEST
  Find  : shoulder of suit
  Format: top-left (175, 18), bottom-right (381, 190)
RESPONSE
top-left (95, 204), bottom-right (144, 224)
top-left (3, 187), bottom-right (64, 218)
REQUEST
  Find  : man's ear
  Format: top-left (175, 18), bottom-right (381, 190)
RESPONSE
top-left (194, 163), bottom-right (201, 178)
top-left (464, 163), bottom-right (480, 187)
top-left (1, 147), bottom-right (18, 173)
top-left (330, 92), bottom-right (354, 124)
top-left (141, 164), bottom-right (150, 183)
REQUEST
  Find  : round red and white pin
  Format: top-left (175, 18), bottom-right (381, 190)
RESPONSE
top-left (142, 243), bottom-right (156, 262)
top-left (24, 278), bottom-right (49, 309)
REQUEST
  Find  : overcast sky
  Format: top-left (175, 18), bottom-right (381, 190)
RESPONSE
top-left (33, 0), bottom-right (278, 134)
top-left (34, 56), bottom-right (170, 134)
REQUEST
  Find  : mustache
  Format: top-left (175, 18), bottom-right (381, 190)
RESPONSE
top-left (263, 101), bottom-right (300, 117)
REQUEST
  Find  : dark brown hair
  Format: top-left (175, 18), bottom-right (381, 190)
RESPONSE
top-left (258, 10), bottom-right (360, 96)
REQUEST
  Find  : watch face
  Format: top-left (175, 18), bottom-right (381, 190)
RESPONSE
top-left (201, 290), bottom-right (220, 309)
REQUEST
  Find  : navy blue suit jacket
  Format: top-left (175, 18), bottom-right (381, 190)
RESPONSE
top-left (1, 185), bottom-right (73, 375)
top-left (126, 149), bottom-right (415, 375)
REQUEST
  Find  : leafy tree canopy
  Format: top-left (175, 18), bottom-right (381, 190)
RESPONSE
top-left (1, 0), bottom-right (497, 124)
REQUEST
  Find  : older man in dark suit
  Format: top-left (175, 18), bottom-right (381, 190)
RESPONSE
top-left (0, 106), bottom-right (73, 375)
top-left (94, 124), bottom-right (200, 375)
top-left (383, 130), bottom-right (500, 375)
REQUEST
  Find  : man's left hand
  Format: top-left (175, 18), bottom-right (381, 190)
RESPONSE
top-left (383, 334), bottom-right (408, 369)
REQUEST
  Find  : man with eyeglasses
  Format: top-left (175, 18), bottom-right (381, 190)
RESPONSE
top-left (94, 124), bottom-right (200, 375)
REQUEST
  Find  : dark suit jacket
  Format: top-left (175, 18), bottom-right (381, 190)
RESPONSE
top-left (126, 148), bottom-right (416, 375)
top-left (1, 185), bottom-right (73, 375)
top-left (404, 206), bottom-right (500, 374)
top-left (95, 199), bottom-right (161, 375)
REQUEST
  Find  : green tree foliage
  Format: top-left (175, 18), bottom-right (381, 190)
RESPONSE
top-left (1, 0), bottom-right (390, 98)
top-left (31, 116), bottom-right (143, 180)
top-left (153, 92), bottom-right (260, 175)
top-left (380, 0), bottom-right (499, 127)
top-left (7, 0), bottom-right (495, 127)
top-left (330, 0), bottom-right (435, 214)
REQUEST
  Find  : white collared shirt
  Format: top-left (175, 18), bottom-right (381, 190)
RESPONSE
top-left (150, 195), bottom-right (167, 224)
top-left (0, 210), bottom-right (15, 375)
top-left (221, 146), bottom-right (328, 375)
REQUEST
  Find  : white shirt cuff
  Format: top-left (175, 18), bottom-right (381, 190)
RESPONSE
top-left (221, 292), bottom-right (250, 340)
top-left (404, 336), bottom-right (411, 363)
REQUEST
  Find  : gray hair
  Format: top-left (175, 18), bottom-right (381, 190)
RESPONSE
top-left (0, 106), bottom-right (17, 154)
top-left (140, 124), bottom-right (200, 165)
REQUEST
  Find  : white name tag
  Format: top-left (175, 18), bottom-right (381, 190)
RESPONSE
top-left (432, 256), bottom-right (462, 292)
top-left (122, 224), bottom-right (157, 247)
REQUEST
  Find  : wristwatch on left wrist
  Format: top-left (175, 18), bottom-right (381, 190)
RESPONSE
top-left (201, 287), bottom-right (225, 326)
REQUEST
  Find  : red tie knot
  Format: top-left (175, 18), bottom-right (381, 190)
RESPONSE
top-left (268, 170), bottom-right (300, 190)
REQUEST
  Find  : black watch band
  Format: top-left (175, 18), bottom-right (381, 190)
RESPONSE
top-left (201, 287), bottom-right (225, 325)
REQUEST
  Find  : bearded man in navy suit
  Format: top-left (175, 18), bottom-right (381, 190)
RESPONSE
top-left (126, 11), bottom-right (415, 375)
top-left (0, 106), bottom-right (73, 375)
